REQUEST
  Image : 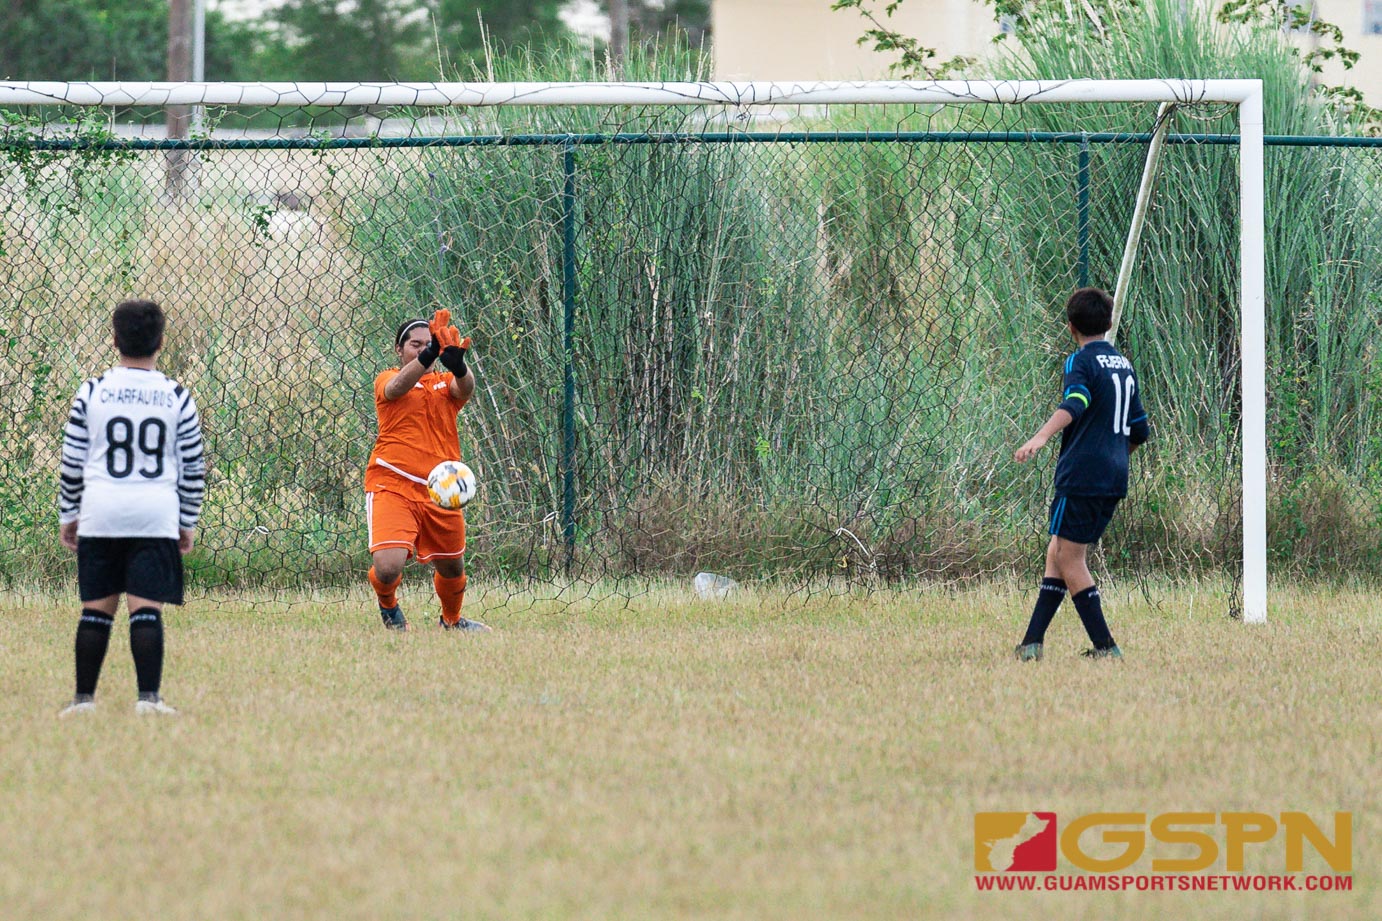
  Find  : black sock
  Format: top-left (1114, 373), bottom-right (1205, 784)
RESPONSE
top-left (1071, 586), bottom-right (1116, 650)
top-left (75, 609), bottom-right (114, 697)
top-left (1020, 578), bottom-right (1067, 645)
top-left (129, 607), bottom-right (164, 697)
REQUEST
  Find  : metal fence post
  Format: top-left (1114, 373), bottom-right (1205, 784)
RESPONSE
top-left (562, 138), bottom-right (578, 570)
top-left (1077, 133), bottom-right (1091, 288)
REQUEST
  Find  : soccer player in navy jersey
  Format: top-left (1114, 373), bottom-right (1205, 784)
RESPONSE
top-left (1013, 287), bottom-right (1149, 661)
top-left (57, 299), bottom-right (206, 716)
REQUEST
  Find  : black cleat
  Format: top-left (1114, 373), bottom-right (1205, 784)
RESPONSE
top-left (380, 605), bottom-right (408, 631)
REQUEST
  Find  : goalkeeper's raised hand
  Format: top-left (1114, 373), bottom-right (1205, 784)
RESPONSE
top-left (429, 307), bottom-right (470, 376)
top-left (439, 335), bottom-right (470, 377)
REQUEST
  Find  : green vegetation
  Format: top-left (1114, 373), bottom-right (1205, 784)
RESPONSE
top-left (835, 0), bottom-right (1382, 576)
top-left (1, 19), bottom-right (1379, 595)
top-left (970, 0), bottom-right (1382, 574)
top-left (0, 0), bottom-right (712, 83)
top-left (0, 0), bottom-right (258, 82)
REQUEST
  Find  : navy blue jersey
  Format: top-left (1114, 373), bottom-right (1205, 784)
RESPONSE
top-left (1052, 340), bottom-right (1149, 497)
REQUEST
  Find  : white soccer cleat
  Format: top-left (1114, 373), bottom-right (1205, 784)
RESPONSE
top-left (134, 697), bottom-right (179, 716)
top-left (439, 615), bottom-right (491, 633)
top-left (58, 698), bottom-right (97, 718)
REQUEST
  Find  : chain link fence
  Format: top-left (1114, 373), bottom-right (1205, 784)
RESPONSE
top-left (2, 93), bottom-right (1378, 610)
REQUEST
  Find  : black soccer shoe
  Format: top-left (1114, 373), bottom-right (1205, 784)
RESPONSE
top-left (380, 605), bottom-right (408, 631)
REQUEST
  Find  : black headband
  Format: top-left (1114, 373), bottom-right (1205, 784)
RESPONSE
top-left (395, 319), bottom-right (429, 347)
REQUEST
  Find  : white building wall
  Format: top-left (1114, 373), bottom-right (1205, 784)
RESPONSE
top-left (712, 0), bottom-right (1381, 108)
top-left (712, 0), bottom-right (1000, 81)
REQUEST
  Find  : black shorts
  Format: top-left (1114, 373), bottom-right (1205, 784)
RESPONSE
top-left (1048, 495), bottom-right (1122, 545)
top-left (77, 537), bottom-right (184, 605)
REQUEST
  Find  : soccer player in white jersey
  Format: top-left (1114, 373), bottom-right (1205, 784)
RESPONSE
top-left (57, 299), bottom-right (206, 717)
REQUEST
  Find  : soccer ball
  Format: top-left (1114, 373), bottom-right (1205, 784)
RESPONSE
top-left (427, 460), bottom-right (476, 510)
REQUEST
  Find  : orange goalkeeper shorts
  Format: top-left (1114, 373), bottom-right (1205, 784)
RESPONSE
top-left (366, 489), bottom-right (466, 562)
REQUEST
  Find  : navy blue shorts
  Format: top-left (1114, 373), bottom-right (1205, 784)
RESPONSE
top-left (77, 537), bottom-right (184, 604)
top-left (1048, 496), bottom-right (1122, 545)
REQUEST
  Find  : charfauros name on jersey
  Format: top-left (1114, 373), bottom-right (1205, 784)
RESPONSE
top-left (98, 386), bottom-right (177, 406)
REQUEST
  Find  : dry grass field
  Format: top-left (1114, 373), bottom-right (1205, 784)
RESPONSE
top-left (0, 581), bottom-right (1376, 920)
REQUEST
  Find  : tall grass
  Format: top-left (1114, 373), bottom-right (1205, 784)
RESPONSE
top-left (351, 31), bottom-right (1283, 584)
top-left (974, 0), bottom-right (1382, 574)
top-left (0, 143), bottom-right (378, 588)
top-left (2, 20), bottom-right (1379, 597)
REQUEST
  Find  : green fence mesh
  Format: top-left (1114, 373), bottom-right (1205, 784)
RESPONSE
top-left (1, 93), bottom-right (1378, 611)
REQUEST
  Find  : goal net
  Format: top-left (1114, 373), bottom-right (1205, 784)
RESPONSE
top-left (0, 80), bottom-right (1266, 618)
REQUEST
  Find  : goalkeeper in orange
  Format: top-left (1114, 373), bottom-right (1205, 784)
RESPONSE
top-left (364, 308), bottom-right (489, 632)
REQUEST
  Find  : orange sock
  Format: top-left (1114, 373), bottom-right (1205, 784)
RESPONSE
top-left (435, 571), bottom-right (467, 625)
top-left (369, 566), bottom-right (401, 609)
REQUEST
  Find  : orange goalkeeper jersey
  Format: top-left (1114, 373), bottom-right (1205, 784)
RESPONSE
top-left (365, 368), bottom-right (467, 502)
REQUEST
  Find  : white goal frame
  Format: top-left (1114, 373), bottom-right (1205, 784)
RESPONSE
top-left (0, 78), bottom-right (1268, 621)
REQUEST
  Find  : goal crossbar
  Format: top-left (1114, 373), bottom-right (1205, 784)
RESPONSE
top-left (0, 78), bottom-right (1265, 110)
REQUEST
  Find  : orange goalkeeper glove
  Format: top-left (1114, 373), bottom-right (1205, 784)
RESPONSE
top-left (429, 308), bottom-right (469, 375)
top-left (429, 308), bottom-right (451, 339)
top-left (430, 308), bottom-right (463, 347)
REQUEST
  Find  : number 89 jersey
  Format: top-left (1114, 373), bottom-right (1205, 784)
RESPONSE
top-left (1053, 340), bottom-right (1150, 499)
top-left (59, 366), bottom-right (206, 538)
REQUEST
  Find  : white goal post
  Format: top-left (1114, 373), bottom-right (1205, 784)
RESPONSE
top-left (0, 78), bottom-right (1268, 621)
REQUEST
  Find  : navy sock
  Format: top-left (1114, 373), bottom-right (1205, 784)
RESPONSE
top-left (129, 607), bottom-right (164, 697)
top-left (1071, 586), bottom-right (1116, 650)
top-left (75, 609), bottom-right (114, 697)
top-left (1020, 578), bottom-right (1067, 645)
